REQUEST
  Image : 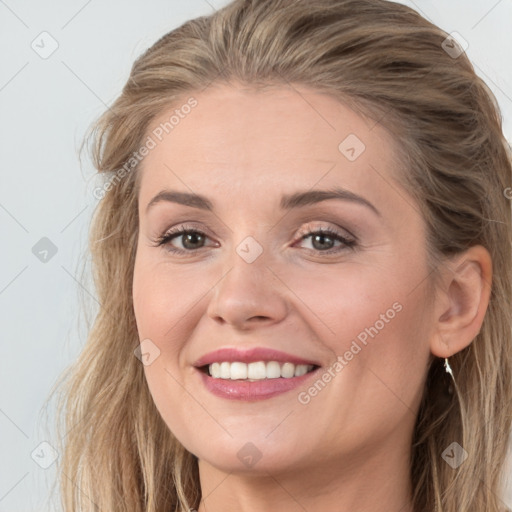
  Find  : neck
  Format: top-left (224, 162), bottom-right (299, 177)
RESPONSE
top-left (195, 439), bottom-right (415, 512)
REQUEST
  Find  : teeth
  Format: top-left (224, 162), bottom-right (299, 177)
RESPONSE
top-left (230, 362), bottom-right (247, 380)
top-left (248, 361), bottom-right (266, 379)
top-left (266, 361), bottom-right (281, 379)
top-left (208, 361), bottom-right (315, 380)
top-left (281, 362), bottom-right (295, 378)
top-left (220, 362), bottom-right (230, 379)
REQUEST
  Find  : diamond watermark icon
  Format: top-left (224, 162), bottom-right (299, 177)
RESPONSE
top-left (441, 32), bottom-right (468, 59)
top-left (236, 236), bottom-right (263, 264)
top-left (134, 338), bottom-right (161, 366)
top-left (338, 134), bottom-right (366, 161)
top-left (32, 237), bottom-right (58, 263)
top-left (31, 441), bottom-right (59, 469)
top-left (237, 442), bottom-right (263, 468)
top-left (441, 442), bottom-right (468, 469)
top-left (31, 31), bottom-right (59, 59)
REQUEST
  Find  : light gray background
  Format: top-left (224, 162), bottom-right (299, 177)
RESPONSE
top-left (1, 1), bottom-right (511, 510)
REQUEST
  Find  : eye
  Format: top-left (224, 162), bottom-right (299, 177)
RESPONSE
top-left (295, 226), bottom-right (356, 255)
top-left (152, 223), bottom-right (357, 256)
top-left (152, 224), bottom-right (216, 254)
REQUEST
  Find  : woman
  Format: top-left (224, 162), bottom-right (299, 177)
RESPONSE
top-left (53, 0), bottom-right (512, 510)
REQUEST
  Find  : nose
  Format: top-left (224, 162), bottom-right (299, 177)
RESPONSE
top-left (206, 246), bottom-right (289, 331)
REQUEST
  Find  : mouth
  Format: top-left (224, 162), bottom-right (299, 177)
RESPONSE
top-left (195, 361), bottom-right (322, 401)
top-left (193, 347), bottom-right (323, 400)
top-left (198, 361), bottom-right (320, 381)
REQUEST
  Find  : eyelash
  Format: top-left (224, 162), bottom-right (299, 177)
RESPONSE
top-left (152, 223), bottom-right (357, 257)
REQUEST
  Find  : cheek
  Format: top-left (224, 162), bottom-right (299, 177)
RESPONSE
top-left (132, 255), bottom-right (213, 431)
top-left (132, 258), bottom-right (200, 440)
top-left (334, 285), bottom-right (432, 434)
top-left (281, 255), bottom-right (425, 347)
top-left (141, 361), bottom-right (204, 457)
top-left (132, 253), bottom-right (213, 346)
top-left (296, 258), bottom-right (432, 412)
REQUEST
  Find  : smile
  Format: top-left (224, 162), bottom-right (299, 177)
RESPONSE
top-left (204, 361), bottom-right (317, 380)
top-left (196, 363), bottom-right (321, 401)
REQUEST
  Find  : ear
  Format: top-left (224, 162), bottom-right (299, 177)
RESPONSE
top-left (430, 245), bottom-right (493, 358)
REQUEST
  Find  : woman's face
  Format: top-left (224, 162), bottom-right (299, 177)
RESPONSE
top-left (132, 83), bottom-right (435, 474)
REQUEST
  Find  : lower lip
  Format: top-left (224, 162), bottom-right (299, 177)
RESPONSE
top-left (196, 367), bottom-right (321, 401)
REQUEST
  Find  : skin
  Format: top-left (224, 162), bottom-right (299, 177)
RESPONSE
top-left (132, 83), bottom-right (492, 512)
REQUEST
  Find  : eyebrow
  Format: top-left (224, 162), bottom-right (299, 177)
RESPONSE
top-left (145, 187), bottom-right (381, 216)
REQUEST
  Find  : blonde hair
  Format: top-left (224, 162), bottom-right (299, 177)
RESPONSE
top-left (51, 0), bottom-right (512, 510)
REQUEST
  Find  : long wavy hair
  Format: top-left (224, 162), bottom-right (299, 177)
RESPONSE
top-left (50, 0), bottom-right (512, 510)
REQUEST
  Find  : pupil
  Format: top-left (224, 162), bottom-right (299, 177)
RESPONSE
top-left (312, 234), bottom-right (333, 250)
top-left (184, 233), bottom-right (203, 249)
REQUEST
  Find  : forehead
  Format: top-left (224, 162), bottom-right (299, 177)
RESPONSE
top-left (137, 83), bottom-right (403, 210)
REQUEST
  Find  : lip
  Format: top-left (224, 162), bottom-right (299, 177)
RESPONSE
top-left (193, 347), bottom-right (321, 367)
top-left (196, 365), bottom-right (322, 401)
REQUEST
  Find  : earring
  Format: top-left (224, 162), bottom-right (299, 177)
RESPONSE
top-left (444, 357), bottom-right (455, 395)
top-left (444, 357), bottom-right (453, 377)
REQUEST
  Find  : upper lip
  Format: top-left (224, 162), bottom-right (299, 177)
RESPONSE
top-left (193, 347), bottom-right (321, 367)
